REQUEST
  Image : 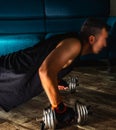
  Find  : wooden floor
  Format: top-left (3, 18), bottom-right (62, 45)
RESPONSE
top-left (0, 65), bottom-right (116, 130)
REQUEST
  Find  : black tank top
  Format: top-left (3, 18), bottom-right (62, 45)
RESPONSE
top-left (0, 32), bottom-right (82, 73)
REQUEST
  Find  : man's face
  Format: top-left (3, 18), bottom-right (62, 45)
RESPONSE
top-left (89, 28), bottom-right (108, 54)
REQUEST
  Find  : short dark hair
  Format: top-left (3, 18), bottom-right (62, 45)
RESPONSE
top-left (80, 17), bottom-right (110, 42)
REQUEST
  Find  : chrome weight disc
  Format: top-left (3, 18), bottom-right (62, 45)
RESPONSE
top-left (68, 76), bottom-right (79, 92)
top-left (75, 102), bottom-right (88, 125)
top-left (43, 107), bottom-right (57, 130)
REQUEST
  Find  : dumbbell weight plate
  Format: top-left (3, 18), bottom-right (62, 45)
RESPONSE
top-left (43, 108), bottom-right (56, 130)
top-left (75, 102), bottom-right (88, 125)
top-left (68, 76), bottom-right (79, 92)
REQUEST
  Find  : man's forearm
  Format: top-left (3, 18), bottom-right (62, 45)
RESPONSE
top-left (39, 69), bottom-right (62, 107)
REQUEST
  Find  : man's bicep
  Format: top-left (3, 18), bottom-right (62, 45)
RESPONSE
top-left (40, 39), bottom-right (81, 73)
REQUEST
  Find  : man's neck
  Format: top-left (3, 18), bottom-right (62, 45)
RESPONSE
top-left (81, 42), bottom-right (92, 56)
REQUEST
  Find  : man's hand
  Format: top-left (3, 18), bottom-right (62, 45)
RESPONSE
top-left (58, 79), bottom-right (69, 90)
top-left (54, 102), bottom-right (75, 128)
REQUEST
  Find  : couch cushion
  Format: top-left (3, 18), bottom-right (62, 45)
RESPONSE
top-left (0, 34), bottom-right (41, 56)
top-left (0, 0), bottom-right (43, 18)
top-left (44, 0), bottom-right (110, 18)
top-left (0, 0), bottom-right (45, 34)
top-left (107, 17), bottom-right (116, 35)
top-left (107, 17), bottom-right (116, 58)
top-left (0, 0), bottom-right (45, 55)
top-left (0, 20), bottom-right (44, 34)
top-left (46, 18), bottom-right (86, 33)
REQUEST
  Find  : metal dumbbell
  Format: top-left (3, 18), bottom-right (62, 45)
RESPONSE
top-left (40, 102), bottom-right (90, 130)
top-left (59, 76), bottom-right (79, 93)
top-left (67, 76), bottom-right (79, 92)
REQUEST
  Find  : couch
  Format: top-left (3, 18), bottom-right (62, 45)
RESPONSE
top-left (0, 0), bottom-right (115, 64)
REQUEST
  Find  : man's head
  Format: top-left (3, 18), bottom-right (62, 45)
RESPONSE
top-left (80, 18), bottom-right (110, 54)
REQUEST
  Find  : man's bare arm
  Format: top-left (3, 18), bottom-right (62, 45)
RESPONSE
top-left (38, 38), bottom-right (81, 108)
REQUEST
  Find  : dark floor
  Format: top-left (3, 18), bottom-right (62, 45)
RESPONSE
top-left (0, 64), bottom-right (116, 130)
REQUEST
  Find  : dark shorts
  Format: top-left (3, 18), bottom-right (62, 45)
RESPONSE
top-left (0, 67), bottom-right (43, 111)
top-left (0, 43), bottom-right (45, 111)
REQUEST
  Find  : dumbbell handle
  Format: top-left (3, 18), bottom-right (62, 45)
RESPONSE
top-left (40, 121), bottom-right (45, 130)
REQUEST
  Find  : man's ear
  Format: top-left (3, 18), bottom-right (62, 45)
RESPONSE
top-left (89, 35), bottom-right (96, 45)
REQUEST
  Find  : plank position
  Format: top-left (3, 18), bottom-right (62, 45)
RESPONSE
top-left (0, 18), bottom-right (109, 124)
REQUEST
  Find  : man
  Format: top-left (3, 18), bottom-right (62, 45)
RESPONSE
top-left (0, 18), bottom-right (109, 123)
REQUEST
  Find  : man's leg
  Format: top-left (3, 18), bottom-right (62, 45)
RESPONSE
top-left (0, 68), bottom-right (43, 112)
top-left (0, 68), bottom-right (28, 111)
